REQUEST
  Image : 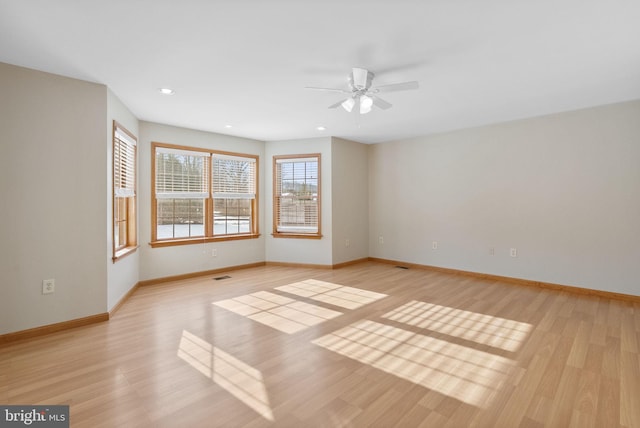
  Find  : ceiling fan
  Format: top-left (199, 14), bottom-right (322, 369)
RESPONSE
top-left (305, 67), bottom-right (419, 114)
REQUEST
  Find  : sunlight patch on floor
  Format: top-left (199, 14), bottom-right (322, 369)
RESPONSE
top-left (381, 300), bottom-right (532, 352)
top-left (275, 279), bottom-right (388, 309)
top-left (177, 330), bottom-right (274, 421)
top-left (312, 320), bottom-right (515, 407)
top-left (213, 291), bottom-right (343, 333)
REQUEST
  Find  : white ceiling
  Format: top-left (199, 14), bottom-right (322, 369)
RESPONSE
top-left (1, 0), bottom-right (639, 144)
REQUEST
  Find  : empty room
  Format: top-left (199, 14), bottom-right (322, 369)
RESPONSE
top-left (1, 1), bottom-right (639, 427)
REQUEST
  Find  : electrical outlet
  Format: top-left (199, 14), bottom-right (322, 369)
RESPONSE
top-left (42, 279), bottom-right (55, 294)
top-left (489, 247), bottom-right (495, 256)
top-left (378, 236), bottom-right (384, 244)
top-left (345, 239), bottom-right (350, 247)
top-left (510, 248), bottom-right (517, 257)
top-left (212, 248), bottom-right (217, 257)
top-left (432, 241), bottom-right (438, 250)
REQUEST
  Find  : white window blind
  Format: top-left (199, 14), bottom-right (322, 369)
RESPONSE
top-left (155, 147), bottom-right (209, 199)
top-left (212, 154), bottom-right (256, 199)
top-left (114, 127), bottom-right (136, 198)
top-left (275, 156), bottom-right (319, 234)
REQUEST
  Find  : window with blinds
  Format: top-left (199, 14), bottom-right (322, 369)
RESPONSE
top-left (151, 143), bottom-right (259, 246)
top-left (273, 154), bottom-right (321, 238)
top-left (155, 147), bottom-right (208, 239)
top-left (113, 121), bottom-right (137, 260)
top-left (212, 154), bottom-right (257, 235)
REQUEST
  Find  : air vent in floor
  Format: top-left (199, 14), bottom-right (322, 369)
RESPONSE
top-left (213, 275), bottom-right (231, 281)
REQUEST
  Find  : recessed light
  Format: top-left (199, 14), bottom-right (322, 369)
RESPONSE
top-left (225, 125), bottom-right (233, 129)
top-left (158, 88), bottom-right (175, 95)
top-left (316, 126), bottom-right (326, 131)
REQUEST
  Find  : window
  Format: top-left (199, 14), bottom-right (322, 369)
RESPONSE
top-left (155, 147), bottom-right (208, 240)
top-left (151, 143), bottom-right (259, 247)
top-left (273, 154), bottom-right (321, 239)
top-left (212, 154), bottom-right (257, 235)
top-left (112, 121), bottom-right (137, 260)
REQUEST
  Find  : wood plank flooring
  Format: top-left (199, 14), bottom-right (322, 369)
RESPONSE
top-left (1, 261), bottom-right (639, 427)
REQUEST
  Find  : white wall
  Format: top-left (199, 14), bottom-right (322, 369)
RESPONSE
top-left (106, 89), bottom-right (140, 310)
top-left (138, 121), bottom-right (265, 281)
top-left (331, 137), bottom-right (369, 264)
top-left (0, 63), bottom-right (108, 334)
top-left (369, 100), bottom-right (640, 295)
top-left (265, 138), bottom-right (333, 266)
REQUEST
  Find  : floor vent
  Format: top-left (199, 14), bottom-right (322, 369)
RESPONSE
top-left (213, 275), bottom-right (231, 281)
top-left (395, 266), bottom-right (409, 270)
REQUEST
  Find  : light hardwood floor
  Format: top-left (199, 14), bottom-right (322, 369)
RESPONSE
top-left (1, 262), bottom-right (639, 427)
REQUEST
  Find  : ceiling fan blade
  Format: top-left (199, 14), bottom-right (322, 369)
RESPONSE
top-left (372, 81), bottom-right (419, 93)
top-left (373, 96), bottom-right (392, 110)
top-left (328, 99), bottom-right (347, 109)
top-left (304, 86), bottom-right (350, 93)
top-left (374, 61), bottom-right (426, 75)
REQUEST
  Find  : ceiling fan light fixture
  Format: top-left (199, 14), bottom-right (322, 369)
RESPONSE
top-left (360, 95), bottom-right (373, 114)
top-left (306, 67), bottom-right (419, 115)
top-left (341, 97), bottom-right (355, 113)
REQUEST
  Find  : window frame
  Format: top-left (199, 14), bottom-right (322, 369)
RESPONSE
top-left (272, 153), bottom-right (322, 239)
top-left (112, 121), bottom-right (138, 261)
top-left (150, 142), bottom-right (260, 248)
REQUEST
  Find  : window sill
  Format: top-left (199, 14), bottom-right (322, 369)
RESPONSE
top-left (112, 246), bottom-right (139, 262)
top-left (150, 234), bottom-right (261, 248)
top-left (272, 232), bottom-right (323, 240)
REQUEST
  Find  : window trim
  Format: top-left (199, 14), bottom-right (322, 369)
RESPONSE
top-left (112, 121), bottom-right (138, 262)
top-left (272, 153), bottom-right (322, 239)
top-left (150, 142), bottom-right (260, 248)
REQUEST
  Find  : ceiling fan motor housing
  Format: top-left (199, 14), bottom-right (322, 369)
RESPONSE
top-left (350, 68), bottom-right (374, 91)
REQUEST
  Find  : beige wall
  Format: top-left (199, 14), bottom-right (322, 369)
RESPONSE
top-left (138, 121), bottom-right (265, 281)
top-left (0, 62), bottom-right (108, 334)
top-left (369, 100), bottom-right (640, 295)
top-left (265, 138), bottom-right (334, 265)
top-left (331, 137), bottom-right (369, 265)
